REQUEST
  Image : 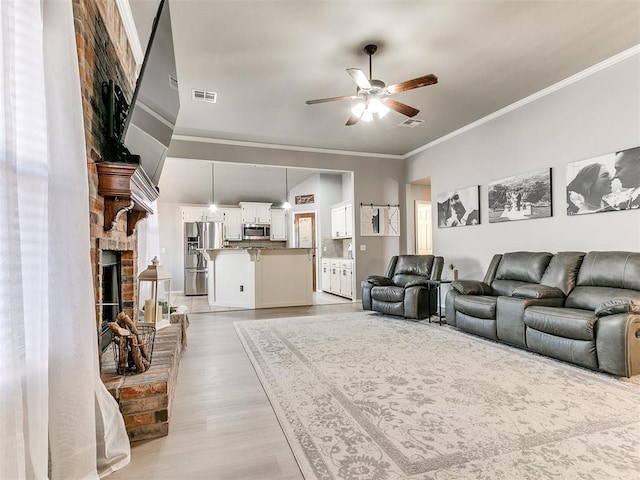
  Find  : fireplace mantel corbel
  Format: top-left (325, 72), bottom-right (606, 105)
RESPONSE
top-left (96, 163), bottom-right (159, 235)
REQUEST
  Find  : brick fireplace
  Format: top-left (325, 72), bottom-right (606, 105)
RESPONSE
top-left (72, 0), bottom-right (155, 351)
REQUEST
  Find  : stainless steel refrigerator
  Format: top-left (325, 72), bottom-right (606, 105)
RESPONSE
top-left (184, 221), bottom-right (223, 295)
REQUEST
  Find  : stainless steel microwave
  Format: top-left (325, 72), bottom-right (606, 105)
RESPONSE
top-left (242, 224), bottom-right (270, 240)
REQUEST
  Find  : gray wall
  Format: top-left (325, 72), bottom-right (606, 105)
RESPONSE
top-left (406, 52), bottom-right (640, 280)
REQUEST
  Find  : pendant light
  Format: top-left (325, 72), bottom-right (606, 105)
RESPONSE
top-left (209, 162), bottom-right (218, 212)
top-left (282, 168), bottom-right (292, 210)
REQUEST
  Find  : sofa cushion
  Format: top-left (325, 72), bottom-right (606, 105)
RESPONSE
top-left (524, 306), bottom-right (596, 341)
top-left (540, 251), bottom-right (585, 296)
top-left (454, 295), bottom-right (497, 320)
top-left (491, 279), bottom-right (536, 297)
top-left (391, 255), bottom-right (434, 287)
top-left (371, 285), bottom-right (405, 303)
top-left (451, 280), bottom-right (492, 296)
top-left (366, 275), bottom-right (394, 286)
top-left (565, 286), bottom-right (640, 312)
top-left (371, 300), bottom-right (404, 317)
top-left (511, 284), bottom-right (565, 299)
top-left (576, 251), bottom-right (640, 291)
top-left (495, 252), bottom-right (553, 283)
top-left (595, 298), bottom-right (640, 317)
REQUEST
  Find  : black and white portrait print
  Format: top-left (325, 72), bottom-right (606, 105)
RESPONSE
top-left (436, 186), bottom-right (480, 228)
top-left (566, 146), bottom-right (640, 216)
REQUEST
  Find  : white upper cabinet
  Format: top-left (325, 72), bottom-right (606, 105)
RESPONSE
top-left (330, 201), bottom-right (352, 239)
top-left (181, 206), bottom-right (208, 222)
top-left (240, 202), bottom-right (272, 224)
top-left (220, 207), bottom-right (242, 241)
top-left (270, 208), bottom-right (287, 241)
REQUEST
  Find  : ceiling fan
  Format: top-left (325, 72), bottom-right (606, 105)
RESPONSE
top-left (305, 44), bottom-right (438, 126)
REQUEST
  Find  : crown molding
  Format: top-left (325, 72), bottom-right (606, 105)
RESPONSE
top-left (172, 45), bottom-right (639, 162)
top-left (403, 44), bottom-right (640, 159)
top-left (171, 135), bottom-right (404, 159)
top-left (115, 0), bottom-right (144, 66)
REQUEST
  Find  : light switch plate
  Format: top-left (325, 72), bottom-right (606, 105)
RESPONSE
top-left (359, 244), bottom-right (366, 251)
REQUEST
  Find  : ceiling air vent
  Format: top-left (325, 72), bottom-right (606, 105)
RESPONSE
top-left (399, 118), bottom-right (424, 128)
top-left (168, 75), bottom-right (178, 90)
top-left (192, 89), bottom-right (217, 103)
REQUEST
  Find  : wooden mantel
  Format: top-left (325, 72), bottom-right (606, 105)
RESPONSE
top-left (96, 162), bottom-right (159, 235)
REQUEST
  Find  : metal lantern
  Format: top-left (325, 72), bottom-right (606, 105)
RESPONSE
top-left (137, 256), bottom-right (172, 327)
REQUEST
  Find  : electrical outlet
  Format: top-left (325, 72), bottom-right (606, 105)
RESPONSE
top-left (240, 285), bottom-right (244, 292)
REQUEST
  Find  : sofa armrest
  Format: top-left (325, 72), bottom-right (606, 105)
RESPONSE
top-left (451, 280), bottom-right (492, 295)
top-left (404, 278), bottom-right (434, 288)
top-left (511, 284), bottom-right (565, 300)
top-left (595, 298), bottom-right (640, 318)
top-left (366, 275), bottom-right (394, 287)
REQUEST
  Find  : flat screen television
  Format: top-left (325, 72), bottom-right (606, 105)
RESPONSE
top-left (103, 0), bottom-right (180, 186)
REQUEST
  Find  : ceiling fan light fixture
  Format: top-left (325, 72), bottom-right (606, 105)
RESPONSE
top-left (351, 102), bottom-right (366, 117)
top-left (351, 98), bottom-right (389, 122)
top-left (369, 98), bottom-right (390, 118)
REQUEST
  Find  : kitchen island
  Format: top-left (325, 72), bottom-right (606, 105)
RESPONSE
top-left (202, 248), bottom-right (314, 309)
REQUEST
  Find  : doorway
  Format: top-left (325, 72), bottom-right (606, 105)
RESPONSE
top-left (415, 200), bottom-right (433, 255)
top-left (294, 212), bottom-right (316, 291)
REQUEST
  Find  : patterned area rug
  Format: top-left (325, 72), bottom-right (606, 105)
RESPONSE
top-left (234, 312), bottom-right (640, 480)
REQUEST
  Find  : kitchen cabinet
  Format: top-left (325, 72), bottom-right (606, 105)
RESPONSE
top-left (321, 259), bottom-right (331, 293)
top-left (330, 259), bottom-right (341, 294)
top-left (181, 206), bottom-right (208, 222)
top-left (220, 207), bottom-right (242, 241)
top-left (270, 208), bottom-right (287, 241)
top-left (339, 259), bottom-right (353, 298)
top-left (240, 202), bottom-right (272, 224)
top-left (330, 201), bottom-right (352, 239)
top-left (206, 209), bottom-right (224, 222)
top-left (321, 258), bottom-right (353, 299)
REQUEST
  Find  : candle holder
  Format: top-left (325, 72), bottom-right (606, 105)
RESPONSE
top-left (137, 256), bottom-right (172, 327)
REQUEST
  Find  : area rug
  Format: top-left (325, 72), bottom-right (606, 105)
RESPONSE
top-left (234, 312), bottom-right (640, 480)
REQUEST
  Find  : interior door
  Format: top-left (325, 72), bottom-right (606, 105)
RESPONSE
top-left (415, 200), bottom-right (433, 254)
top-left (294, 212), bottom-right (316, 291)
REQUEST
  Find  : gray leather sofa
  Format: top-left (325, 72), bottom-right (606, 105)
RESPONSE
top-left (362, 255), bottom-right (443, 319)
top-left (446, 251), bottom-right (640, 377)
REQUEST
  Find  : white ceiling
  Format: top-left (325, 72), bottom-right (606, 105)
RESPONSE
top-left (128, 1), bottom-right (640, 203)
top-left (149, 0), bottom-right (640, 156)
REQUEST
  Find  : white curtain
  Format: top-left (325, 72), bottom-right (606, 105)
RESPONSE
top-left (0, 0), bottom-right (130, 478)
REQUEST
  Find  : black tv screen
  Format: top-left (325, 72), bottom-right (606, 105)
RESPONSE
top-left (122, 0), bottom-right (180, 186)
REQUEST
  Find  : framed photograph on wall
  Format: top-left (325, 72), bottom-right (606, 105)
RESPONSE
top-left (566, 146), bottom-right (640, 215)
top-left (488, 168), bottom-right (552, 223)
top-left (436, 185), bottom-right (480, 228)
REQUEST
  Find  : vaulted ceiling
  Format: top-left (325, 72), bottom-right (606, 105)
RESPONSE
top-left (127, 1), bottom-right (640, 202)
top-left (144, 0), bottom-right (640, 157)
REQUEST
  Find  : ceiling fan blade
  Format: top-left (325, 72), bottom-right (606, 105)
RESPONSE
top-left (382, 98), bottom-right (420, 117)
top-left (345, 114), bottom-right (360, 126)
top-left (346, 68), bottom-right (371, 89)
top-left (306, 95), bottom-right (357, 105)
top-left (386, 74), bottom-right (438, 94)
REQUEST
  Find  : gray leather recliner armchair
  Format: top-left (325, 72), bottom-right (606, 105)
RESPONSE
top-left (362, 255), bottom-right (444, 319)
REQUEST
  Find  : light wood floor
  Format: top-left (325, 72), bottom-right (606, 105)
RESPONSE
top-left (109, 302), bottom-right (362, 480)
top-left (172, 291), bottom-right (352, 314)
